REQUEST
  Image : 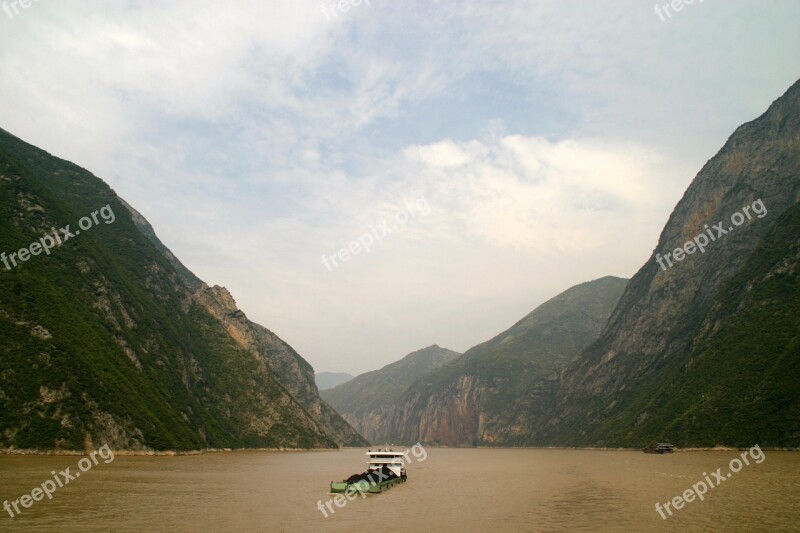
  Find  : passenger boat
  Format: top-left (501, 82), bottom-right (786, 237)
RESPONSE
top-left (642, 443), bottom-right (675, 454)
top-left (329, 448), bottom-right (408, 494)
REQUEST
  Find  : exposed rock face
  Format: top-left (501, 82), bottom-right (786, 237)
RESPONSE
top-left (391, 374), bottom-right (486, 445)
top-left (384, 277), bottom-right (628, 445)
top-left (0, 128), bottom-right (365, 451)
top-left (534, 79), bottom-right (800, 446)
top-left (194, 285), bottom-right (366, 447)
top-left (321, 345), bottom-right (461, 442)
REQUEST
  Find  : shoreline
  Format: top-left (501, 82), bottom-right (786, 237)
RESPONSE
top-left (3, 445), bottom-right (798, 456)
top-left (352, 444), bottom-right (800, 452)
top-left (0, 447), bottom-right (340, 457)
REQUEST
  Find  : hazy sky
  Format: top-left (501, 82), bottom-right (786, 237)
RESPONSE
top-left (1, 1), bottom-right (797, 374)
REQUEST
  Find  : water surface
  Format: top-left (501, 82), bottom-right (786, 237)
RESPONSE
top-left (1, 448), bottom-right (797, 531)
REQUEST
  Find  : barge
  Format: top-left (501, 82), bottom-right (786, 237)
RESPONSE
top-left (330, 448), bottom-right (408, 494)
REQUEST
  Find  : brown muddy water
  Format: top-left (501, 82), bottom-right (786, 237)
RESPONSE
top-left (1, 448), bottom-right (798, 532)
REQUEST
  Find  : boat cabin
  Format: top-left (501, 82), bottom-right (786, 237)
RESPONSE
top-left (366, 448), bottom-right (406, 478)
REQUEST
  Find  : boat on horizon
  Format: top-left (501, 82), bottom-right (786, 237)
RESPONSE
top-left (642, 443), bottom-right (675, 454)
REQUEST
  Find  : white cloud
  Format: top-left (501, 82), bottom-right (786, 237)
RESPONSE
top-left (392, 135), bottom-right (671, 252)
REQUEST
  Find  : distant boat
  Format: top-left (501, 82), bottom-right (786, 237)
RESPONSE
top-left (642, 443), bottom-right (675, 454)
top-left (330, 448), bottom-right (407, 494)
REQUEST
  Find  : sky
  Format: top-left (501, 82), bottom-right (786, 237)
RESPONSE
top-left (0, 0), bottom-right (798, 375)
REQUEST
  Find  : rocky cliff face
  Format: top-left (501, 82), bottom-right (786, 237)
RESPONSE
top-left (193, 285), bottom-right (366, 446)
top-left (0, 128), bottom-right (365, 451)
top-left (534, 79), bottom-right (800, 446)
top-left (388, 374), bottom-right (486, 446)
top-left (593, 202), bottom-right (800, 446)
top-left (384, 277), bottom-right (628, 446)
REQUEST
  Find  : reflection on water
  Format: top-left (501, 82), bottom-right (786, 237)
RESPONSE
top-left (1, 448), bottom-right (798, 532)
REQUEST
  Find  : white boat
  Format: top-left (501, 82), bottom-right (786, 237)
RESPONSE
top-left (366, 448), bottom-right (407, 479)
top-left (329, 447), bottom-right (408, 494)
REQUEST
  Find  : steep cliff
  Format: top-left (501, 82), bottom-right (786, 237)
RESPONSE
top-left (581, 202), bottom-right (800, 446)
top-left (534, 80), bottom-right (800, 446)
top-left (192, 285), bottom-right (366, 447)
top-left (0, 128), bottom-right (365, 450)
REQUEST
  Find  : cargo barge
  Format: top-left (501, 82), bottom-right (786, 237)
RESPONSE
top-left (330, 448), bottom-right (408, 494)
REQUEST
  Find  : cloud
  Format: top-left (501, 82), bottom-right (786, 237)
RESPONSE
top-left (395, 135), bottom-right (669, 252)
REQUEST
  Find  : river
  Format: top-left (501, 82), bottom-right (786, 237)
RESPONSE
top-left (1, 448), bottom-right (797, 531)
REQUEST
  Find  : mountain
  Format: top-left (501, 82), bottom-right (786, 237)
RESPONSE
top-left (0, 128), bottom-right (367, 451)
top-left (383, 277), bottom-right (628, 445)
top-left (532, 79), bottom-right (800, 447)
top-left (321, 345), bottom-right (461, 442)
top-left (581, 202), bottom-right (800, 446)
top-left (315, 372), bottom-right (354, 391)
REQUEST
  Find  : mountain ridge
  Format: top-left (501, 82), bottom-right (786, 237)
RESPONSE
top-left (380, 276), bottom-right (629, 445)
top-left (321, 344), bottom-right (461, 442)
top-left (533, 79), bottom-right (800, 446)
top-left (0, 127), bottom-right (366, 451)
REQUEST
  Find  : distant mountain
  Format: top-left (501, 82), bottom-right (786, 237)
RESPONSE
top-left (321, 345), bottom-right (461, 442)
top-left (316, 372), bottom-right (354, 391)
top-left (533, 79), bottom-right (800, 448)
top-left (384, 277), bottom-right (628, 445)
top-left (0, 128), bottom-right (367, 451)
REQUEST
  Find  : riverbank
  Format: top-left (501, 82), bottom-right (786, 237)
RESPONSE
top-left (7, 445), bottom-right (797, 456)
top-left (0, 447), bottom-right (340, 456)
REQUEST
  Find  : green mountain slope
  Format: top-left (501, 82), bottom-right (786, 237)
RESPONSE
top-left (534, 79), bottom-right (800, 447)
top-left (0, 128), bottom-right (365, 451)
top-left (385, 277), bottom-right (628, 445)
top-left (581, 203), bottom-right (800, 447)
top-left (321, 345), bottom-right (460, 442)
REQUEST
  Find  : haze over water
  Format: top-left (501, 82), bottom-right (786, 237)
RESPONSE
top-left (1, 448), bottom-right (797, 532)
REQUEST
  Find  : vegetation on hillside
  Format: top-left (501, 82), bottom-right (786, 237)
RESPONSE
top-left (0, 129), bottom-right (342, 450)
